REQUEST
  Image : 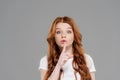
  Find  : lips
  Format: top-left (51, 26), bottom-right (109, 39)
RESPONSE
top-left (61, 40), bottom-right (67, 43)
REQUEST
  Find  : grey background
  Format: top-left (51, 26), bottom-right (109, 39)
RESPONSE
top-left (0, 0), bottom-right (120, 80)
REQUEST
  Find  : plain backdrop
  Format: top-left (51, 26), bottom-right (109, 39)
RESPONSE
top-left (0, 0), bottom-right (120, 80)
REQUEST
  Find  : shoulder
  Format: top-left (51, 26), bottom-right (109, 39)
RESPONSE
top-left (84, 53), bottom-right (96, 72)
top-left (41, 56), bottom-right (47, 61)
top-left (38, 56), bottom-right (48, 70)
top-left (84, 53), bottom-right (93, 60)
top-left (84, 53), bottom-right (94, 65)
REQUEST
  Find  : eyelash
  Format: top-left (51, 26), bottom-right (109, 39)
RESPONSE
top-left (56, 30), bottom-right (72, 34)
top-left (67, 30), bottom-right (72, 34)
top-left (56, 31), bottom-right (61, 34)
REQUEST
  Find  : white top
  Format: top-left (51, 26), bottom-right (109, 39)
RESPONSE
top-left (39, 54), bottom-right (96, 80)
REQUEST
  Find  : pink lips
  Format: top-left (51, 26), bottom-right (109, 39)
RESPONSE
top-left (61, 40), bottom-right (67, 43)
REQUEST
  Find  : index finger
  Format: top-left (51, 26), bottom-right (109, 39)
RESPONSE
top-left (62, 44), bottom-right (67, 53)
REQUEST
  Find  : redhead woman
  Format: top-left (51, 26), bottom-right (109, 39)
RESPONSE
top-left (39, 16), bottom-right (96, 80)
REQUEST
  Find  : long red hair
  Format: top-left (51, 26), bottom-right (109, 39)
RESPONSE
top-left (44, 16), bottom-right (91, 80)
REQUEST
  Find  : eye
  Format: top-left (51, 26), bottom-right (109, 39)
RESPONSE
top-left (56, 31), bottom-right (61, 34)
top-left (67, 30), bottom-right (72, 34)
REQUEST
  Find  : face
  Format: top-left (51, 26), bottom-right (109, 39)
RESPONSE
top-left (55, 22), bottom-right (74, 48)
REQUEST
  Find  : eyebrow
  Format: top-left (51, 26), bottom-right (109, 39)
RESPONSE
top-left (56, 27), bottom-right (72, 29)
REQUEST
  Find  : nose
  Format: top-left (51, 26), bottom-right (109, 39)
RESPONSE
top-left (61, 33), bottom-right (66, 38)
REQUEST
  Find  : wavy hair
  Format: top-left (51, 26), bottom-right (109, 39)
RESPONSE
top-left (44, 16), bottom-right (91, 80)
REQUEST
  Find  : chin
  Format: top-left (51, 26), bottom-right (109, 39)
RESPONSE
top-left (59, 45), bottom-right (64, 48)
top-left (58, 44), bottom-right (65, 48)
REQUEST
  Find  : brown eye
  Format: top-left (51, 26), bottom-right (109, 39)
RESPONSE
top-left (56, 31), bottom-right (61, 34)
top-left (67, 30), bottom-right (72, 34)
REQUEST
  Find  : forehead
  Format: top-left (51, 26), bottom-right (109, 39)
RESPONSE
top-left (56, 22), bottom-right (72, 29)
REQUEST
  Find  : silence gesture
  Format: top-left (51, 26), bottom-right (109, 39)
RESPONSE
top-left (57, 45), bottom-right (72, 68)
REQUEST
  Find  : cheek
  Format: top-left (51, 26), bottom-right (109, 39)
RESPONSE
top-left (55, 35), bottom-right (61, 44)
top-left (68, 35), bottom-right (74, 44)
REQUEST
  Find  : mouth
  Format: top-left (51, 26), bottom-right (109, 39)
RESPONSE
top-left (60, 40), bottom-right (67, 43)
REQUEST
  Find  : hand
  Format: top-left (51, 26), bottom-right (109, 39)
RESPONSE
top-left (57, 45), bottom-right (71, 68)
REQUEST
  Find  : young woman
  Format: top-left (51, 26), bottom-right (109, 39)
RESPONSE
top-left (39, 16), bottom-right (96, 80)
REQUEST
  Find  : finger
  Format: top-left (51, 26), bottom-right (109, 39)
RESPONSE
top-left (65, 53), bottom-right (73, 58)
top-left (68, 54), bottom-right (73, 58)
top-left (62, 44), bottom-right (66, 53)
top-left (63, 56), bottom-right (69, 61)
